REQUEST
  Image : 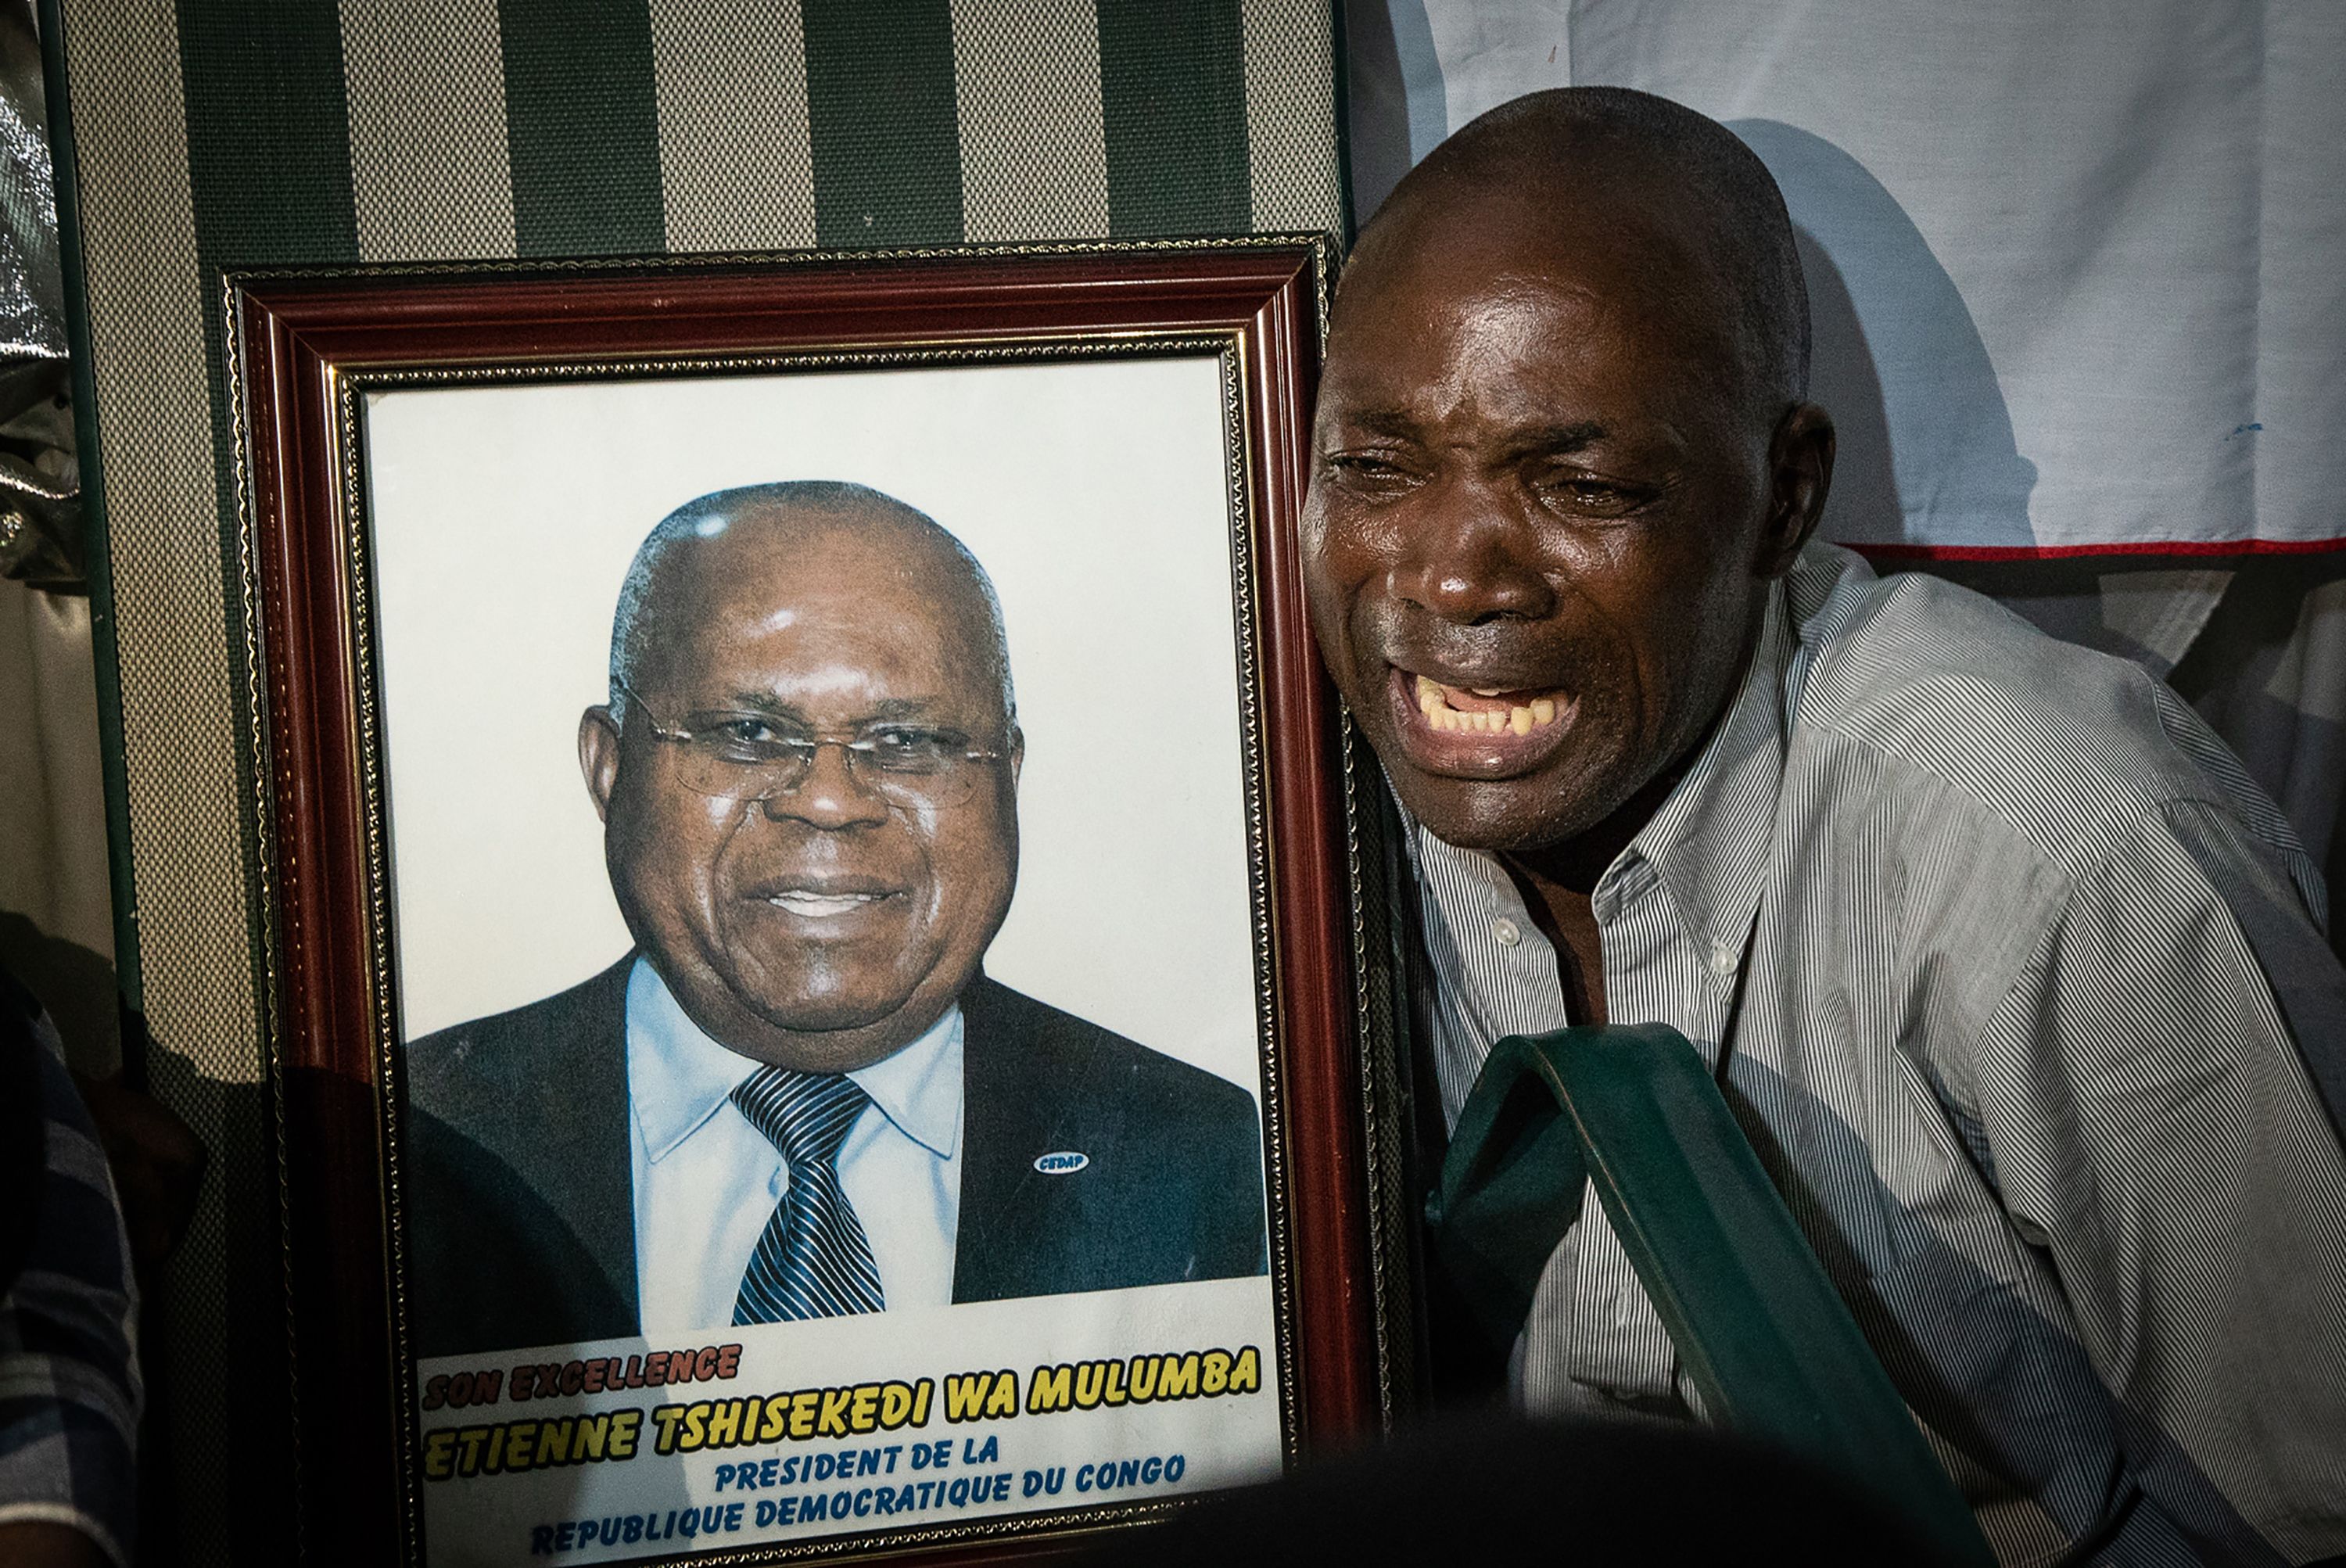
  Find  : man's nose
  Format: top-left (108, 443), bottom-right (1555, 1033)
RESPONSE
top-left (1386, 483), bottom-right (1556, 625)
top-left (757, 743), bottom-right (892, 829)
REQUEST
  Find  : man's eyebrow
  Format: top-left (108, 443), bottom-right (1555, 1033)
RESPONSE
top-left (721, 692), bottom-right (802, 717)
top-left (715, 693), bottom-right (943, 722)
top-left (1324, 411), bottom-right (1612, 457)
top-left (1498, 421), bottom-right (1609, 458)
top-left (1325, 408), bottom-right (1426, 443)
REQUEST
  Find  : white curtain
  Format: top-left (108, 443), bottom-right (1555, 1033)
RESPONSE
top-left (1346, 0), bottom-right (2346, 557)
top-left (1342, 0), bottom-right (2346, 909)
top-left (0, 576), bottom-right (118, 1071)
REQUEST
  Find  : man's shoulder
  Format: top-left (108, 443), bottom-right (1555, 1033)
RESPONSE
top-left (1788, 544), bottom-right (2180, 780)
top-left (952, 978), bottom-right (1268, 1301)
top-left (405, 957), bottom-right (634, 1123)
top-left (1781, 545), bottom-right (2298, 869)
top-left (400, 956), bottom-right (639, 1351)
top-left (960, 977), bottom-right (1257, 1124)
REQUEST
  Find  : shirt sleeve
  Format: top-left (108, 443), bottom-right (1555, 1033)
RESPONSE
top-left (1971, 795), bottom-right (2346, 1564)
top-left (0, 1000), bottom-right (141, 1568)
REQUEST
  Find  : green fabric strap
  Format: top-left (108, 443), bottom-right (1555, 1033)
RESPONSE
top-left (1426, 1024), bottom-right (1994, 1565)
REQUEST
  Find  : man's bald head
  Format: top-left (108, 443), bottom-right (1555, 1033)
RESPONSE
top-left (1347, 86), bottom-right (1810, 418)
top-left (608, 480), bottom-right (1015, 729)
top-left (1302, 86), bottom-right (1835, 856)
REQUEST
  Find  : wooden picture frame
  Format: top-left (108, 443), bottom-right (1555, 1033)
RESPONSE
top-left (230, 237), bottom-right (1390, 1566)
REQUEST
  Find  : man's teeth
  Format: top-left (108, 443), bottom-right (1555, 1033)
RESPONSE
top-left (767, 891), bottom-right (881, 916)
top-left (1415, 675), bottom-right (1560, 737)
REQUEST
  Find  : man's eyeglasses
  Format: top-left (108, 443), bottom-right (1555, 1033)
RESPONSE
top-left (614, 680), bottom-right (1007, 808)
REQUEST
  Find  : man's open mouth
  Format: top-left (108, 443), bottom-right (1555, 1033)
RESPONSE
top-left (754, 883), bottom-right (904, 918)
top-left (1408, 673), bottom-right (1566, 737)
top-left (1378, 665), bottom-right (1580, 778)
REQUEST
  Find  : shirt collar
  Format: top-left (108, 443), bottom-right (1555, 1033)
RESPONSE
top-left (626, 956), bottom-right (963, 1164)
top-left (1599, 579), bottom-right (1792, 966)
top-left (847, 1000), bottom-right (962, 1161)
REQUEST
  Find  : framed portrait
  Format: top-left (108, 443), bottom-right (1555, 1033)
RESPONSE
top-left (230, 238), bottom-right (1394, 1566)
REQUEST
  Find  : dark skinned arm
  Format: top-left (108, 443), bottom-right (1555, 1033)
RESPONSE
top-left (0, 1521), bottom-right (113, 1568)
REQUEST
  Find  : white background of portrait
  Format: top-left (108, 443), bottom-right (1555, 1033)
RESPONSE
top-left (365, 355), bottom-right (1261, 1094)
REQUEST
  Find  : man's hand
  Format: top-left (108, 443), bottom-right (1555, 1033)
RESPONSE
top-left (0, 1520), bottom-right (113, 1568)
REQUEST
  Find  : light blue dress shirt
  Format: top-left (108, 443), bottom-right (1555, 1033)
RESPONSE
top-left (623, 956), bottom-right (963, 1335)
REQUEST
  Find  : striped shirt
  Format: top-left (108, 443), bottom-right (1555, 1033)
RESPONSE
top-left (1404, 543), bottom-right (2346, 1566)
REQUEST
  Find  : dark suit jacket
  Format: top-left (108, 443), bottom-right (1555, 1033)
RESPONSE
top-left (403, 959), bottom-right (1268, 1357)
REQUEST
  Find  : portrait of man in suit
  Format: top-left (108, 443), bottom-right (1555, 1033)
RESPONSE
top-left (402, 479), bottom-right (1268, 1358)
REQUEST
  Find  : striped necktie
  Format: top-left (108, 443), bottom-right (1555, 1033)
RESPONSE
top-left (730, 1067), bottom-right (885, 1324)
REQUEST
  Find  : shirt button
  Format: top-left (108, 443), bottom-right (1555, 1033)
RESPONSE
top-left (1708, 940), bottom-right (1737, 977)
top-left (1493, 917), bottom-right (1523, 947)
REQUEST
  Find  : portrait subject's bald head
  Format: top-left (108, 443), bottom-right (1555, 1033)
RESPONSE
top-left (608, 481), bottom-right (1017, 733)
top-left (580, 482), bottom-right (1026, 1075)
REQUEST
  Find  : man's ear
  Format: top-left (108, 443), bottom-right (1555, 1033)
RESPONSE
top-left (1759, 401), bottom-right (1835, 578)
top-left (579, 706), bottom-right (622, 823)
top-left (1006, 726), bottom-right (1024, 790)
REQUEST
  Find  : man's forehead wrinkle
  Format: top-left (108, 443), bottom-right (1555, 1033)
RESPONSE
top-left (1346, 276), bottom-right (1696, 444)
top-left (1344, 191), bottom-right (1730, 350)
top-left (1350, 135), bottom-right (1786, 400)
